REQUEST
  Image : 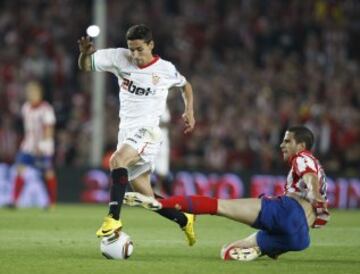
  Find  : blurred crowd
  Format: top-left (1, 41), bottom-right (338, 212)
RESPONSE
top-left (0, 0), bottom-right (359, 175)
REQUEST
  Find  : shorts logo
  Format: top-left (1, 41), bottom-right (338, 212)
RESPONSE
top-left (134, 128), bottom-right (147, 139)
top-left (121, 78), bottom-right (155, 96)
top-left (126, 138), bottom-right (137, 144)
top-left (152, 74), bottom-right (160, 85)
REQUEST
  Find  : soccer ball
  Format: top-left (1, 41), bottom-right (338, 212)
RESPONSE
top-left (100, 231), bottom-right (134, 259)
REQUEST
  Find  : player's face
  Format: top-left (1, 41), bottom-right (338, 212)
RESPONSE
top-left (25, 83), bottom-right (43, 105)
top-left (127, 39), bottom-right (154, 67)
top-left (280, 131), bottom-right (305, 161)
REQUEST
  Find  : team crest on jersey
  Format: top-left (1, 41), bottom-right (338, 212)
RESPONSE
top-left (152, 74), bottom-right (160, 85)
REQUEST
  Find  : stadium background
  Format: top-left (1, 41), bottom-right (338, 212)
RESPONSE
top-left (0, 0), bottom-right (359, 208)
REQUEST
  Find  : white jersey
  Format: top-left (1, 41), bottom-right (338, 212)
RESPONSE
top-left (92, 48), bottom-right (186, 129)
top-left (20, 102), bottom-right (56, 155)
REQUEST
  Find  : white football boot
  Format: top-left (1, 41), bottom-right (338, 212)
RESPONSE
top-left (221, 245), bottom-right (261, 261)
top-left (123, 192), bottom-right (162, 210)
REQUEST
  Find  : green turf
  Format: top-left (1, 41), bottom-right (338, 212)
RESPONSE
top-left (0, 205), bottom-right (359, 274)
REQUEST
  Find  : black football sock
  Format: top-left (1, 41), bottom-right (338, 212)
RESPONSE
top-left (108, 168), bottom-right (128, 220)
top-left (154, 193), bottom-right (188, 227)
top-left (155, 208), bottom-right (188, 227)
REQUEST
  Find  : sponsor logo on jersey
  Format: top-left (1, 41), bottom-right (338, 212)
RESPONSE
top-left (121, 78), bottom-right (155, 96)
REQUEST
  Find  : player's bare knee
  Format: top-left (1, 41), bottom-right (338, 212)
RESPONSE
top-left (44, 170), bottom-right (55, 179)
top-left (16, 165), bottom-right (26, 174)
top-left (109, 152), bottom-right (123, 169)
top-left (109, 150), bottom-right (133, 169)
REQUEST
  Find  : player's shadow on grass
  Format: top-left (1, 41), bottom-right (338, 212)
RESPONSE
top-left (280, 258), bottom-right (360, 264)
top-left (60, 251), bottom-right (215, 261)
top-left (134, 253), bottom-right (218, 262)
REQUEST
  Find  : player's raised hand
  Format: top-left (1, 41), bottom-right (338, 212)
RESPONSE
top-left (182, 111), bottom-right (195, 134)
top-left (77, 36), bottom-right (96, 55)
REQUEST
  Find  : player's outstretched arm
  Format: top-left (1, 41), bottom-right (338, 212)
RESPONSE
top-left (77, 36), bottom-right (96, 71)
top-left (181, 81), bottom-right (195, 134)
top-left (303, 173), bottom-right (326, 204)
top-left (303, 173), bottom-right (330, 227)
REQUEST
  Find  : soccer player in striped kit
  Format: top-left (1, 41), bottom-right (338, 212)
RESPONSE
top-left (125, 126), bottom-right (330, 260)
top-left (10, 81), bottom-right (57, 208)
top-left (78, 24), bottom-right (196, 245)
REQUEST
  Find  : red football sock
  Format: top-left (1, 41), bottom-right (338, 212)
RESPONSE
top-left (159, 195), bottom-right (218, 214)
top-left (45, 176), bottom-right (57, 205)
top-left (13, 175), bottom-right (25, 203)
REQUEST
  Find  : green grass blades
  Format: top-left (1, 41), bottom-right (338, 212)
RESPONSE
top-left (0, 205), bottom-right (360, 274)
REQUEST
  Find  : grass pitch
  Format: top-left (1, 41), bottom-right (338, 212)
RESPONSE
top-left (0, 205), bottom-right (359, 274)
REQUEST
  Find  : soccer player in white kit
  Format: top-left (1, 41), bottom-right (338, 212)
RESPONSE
top-left (11, 81), bottom-right (57, 208)
top-left (78, 25), bottom-right (196, 245)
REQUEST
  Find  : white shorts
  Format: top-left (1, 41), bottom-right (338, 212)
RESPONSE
top-left (117, 127), bottom-right (162, 181)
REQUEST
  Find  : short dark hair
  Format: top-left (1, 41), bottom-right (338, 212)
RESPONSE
top-left (126, 24), bottom-right (153, 43)
top-left (287, 126), bottom-right (315, 150)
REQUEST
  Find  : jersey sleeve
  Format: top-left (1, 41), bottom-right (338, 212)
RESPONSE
top-left (293, 155), bottom-right (317, 177)
top-left (91, 48), bottom-right (129, 75)
top-left (169, 64), bottom-right (187, 88)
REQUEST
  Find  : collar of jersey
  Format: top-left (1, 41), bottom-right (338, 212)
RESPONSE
top-left (30, 101), bottom-right (44, 109)
top-left (288, 149), bottom-right (312, 165)
top-left (137, 55), bottom-right (160, 69)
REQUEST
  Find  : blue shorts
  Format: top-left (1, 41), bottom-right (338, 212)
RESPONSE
top-left (16, 152), bottom-right (53, 171)
top-left (252, 196), bottom-right (310, 256)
